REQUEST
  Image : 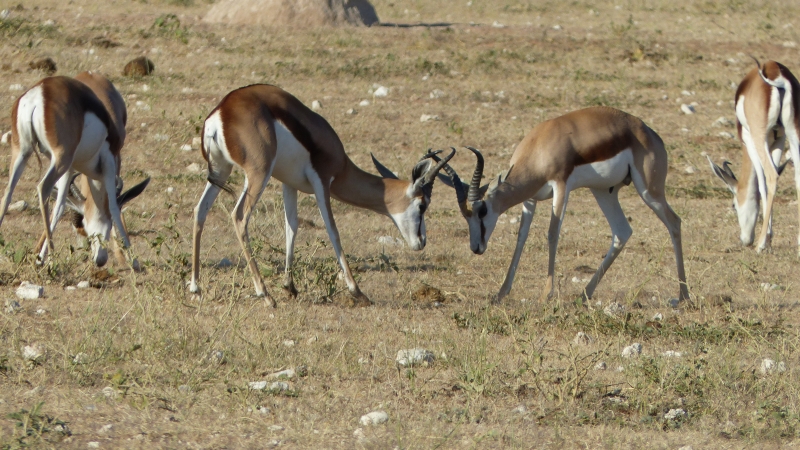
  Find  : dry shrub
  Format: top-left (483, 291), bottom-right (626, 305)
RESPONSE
top-left (28, 57), bottom-right (56, 74)
top-left (411, 283), bottom-right (445, 304)
top-left (122, 56), bottom-right (155, 77)
top-left (203, 0), bottom-right (379, 27)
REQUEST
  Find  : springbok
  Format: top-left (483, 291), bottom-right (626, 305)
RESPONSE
top-left (190, 84), bottom-right (454, 307)
top-left (708, 60), bottom-right (799, 253)
top-left (438, 106), bottom-right (689, 303)
top-left (0, 72), bottom-right (149, 267)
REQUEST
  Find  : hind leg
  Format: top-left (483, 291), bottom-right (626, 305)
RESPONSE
top-left (37, 170), bottom-right (72, 262)
top-left (36, 153), bottom-right (74, 264)
top-left (581, 187), bottom-right (633, 300)
top-left (0, 140), bottom-right (33, 228)
top-left (190, 163), bottom-right (233, 295)
top-left (282, 185), bottom-right (299, 297)
top-left (785, 123), bottom-right (800, 254)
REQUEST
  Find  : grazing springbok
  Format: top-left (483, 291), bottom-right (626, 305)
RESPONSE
top-left (708, 60), bottom-right (799, 253)
top-left (438, 106), bottom-right (689, 303)
top-left (190, 84), bottom-right (454, 307)
top-left (0, 72), bottom-right (149, 267)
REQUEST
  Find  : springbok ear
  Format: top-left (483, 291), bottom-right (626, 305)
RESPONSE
top-left (371, 153), bottom-right (399, 179)
top-left (707, 156), bottom-right (738, 193)
top-left (118, 177), bottom-right (151, 206)
top-left (411, 158), bottom-right (434, 183)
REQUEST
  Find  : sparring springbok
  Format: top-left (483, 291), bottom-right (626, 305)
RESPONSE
top-left (190, 84), bottom-right (454, 307)
top-left (438, 106), bottom-right (689, 303)
top-left (0, 72), bottom-right (149, 267)
top-left (708, 60), bottom-right (799, 253)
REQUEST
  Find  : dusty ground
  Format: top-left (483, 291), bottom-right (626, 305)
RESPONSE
top-left (1, 0), bottom-right (800, 448)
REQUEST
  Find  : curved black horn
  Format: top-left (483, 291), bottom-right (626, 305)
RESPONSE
top-left (431, 147), bottom-right (467, 204)
top-left (465, 146), bottom-right (485, 202)
top-left (421, 147), bottom-right (456, 185)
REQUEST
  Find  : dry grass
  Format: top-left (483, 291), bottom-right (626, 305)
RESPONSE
top-left (1, 0), bottom-right (800, 448)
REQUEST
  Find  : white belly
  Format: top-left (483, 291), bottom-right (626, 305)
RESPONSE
top-left (567, 148), bottom-right (633, 190)
top-left (271, 120), bottom-right (314, 194)
top-left (70, 112), bottom-right (108, 176)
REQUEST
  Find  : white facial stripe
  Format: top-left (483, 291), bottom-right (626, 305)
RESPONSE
top-left (390, 196), bottom-right (425, 250)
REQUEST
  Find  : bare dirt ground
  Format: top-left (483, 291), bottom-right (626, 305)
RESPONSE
top-left (1, 0), bottom-right (800, 448)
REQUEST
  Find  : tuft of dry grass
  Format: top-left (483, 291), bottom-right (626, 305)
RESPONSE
top-left (1, 0), bottom-right (800, 448)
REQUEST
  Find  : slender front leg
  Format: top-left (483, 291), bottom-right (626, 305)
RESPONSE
top-left (231, 173), bottom-right (275, 306)
top-left (100, 151), bottom-right (131, 250)
top-left (494, 200), bottom-right (536, 304)
top-left (0, 145), bottom-right (31, 229)
top-left (308, 172), bottom-right (370, 306)
top-left (190, 182), bottom-right (224, 294)
top-left (37, 170), bottom-right (72, 262)
top-left (581, 188), bottom-right (633, 300)
top-left (282, 184), bottom-right (299, 297)
top-left (543, 183), bottom-right (569, 301)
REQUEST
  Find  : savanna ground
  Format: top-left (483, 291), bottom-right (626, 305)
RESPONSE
top-left (0, 0), bottom-right (800, 448)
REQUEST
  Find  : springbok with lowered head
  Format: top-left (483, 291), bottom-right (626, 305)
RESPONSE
top-left (0, 72), bottom-right (149, 267)
top-left (439, 106), bottom-right (689, 303)
top-left (708, 60), bottom-right (799, 253)
top-left (190, 84), bottom-right (454, 306)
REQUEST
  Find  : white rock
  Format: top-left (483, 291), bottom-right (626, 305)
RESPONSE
top-left (359, 99), bottom-right (370, 106)
top-left (373, 86), bottom-right (389, 98)
top-left (621, 343), bottom-right (642, 358)
top-left (181, 87), bottom-right (193, 93)
top-left (346, 108), bottom-right (357, 115)
top-left (760, 282), bottom-right (782, 291)
top-left (378, 235), bottom-right (399, 245)
top-left (77, 281), bottom-right (91, 289)
top-left (249, 381), bottom-right (267, 390)
top-left (0, 9), bottom-right (9, 19)
top-left (102, 386), bottom-right (118, 398)
top-left (267, 368), bottom-right (295, 380)
top-left (0, 131), bottom-right (10, 145)
top-left (187, 163), bottom-right (203, 173)
top-left (8, 200), bottom-right (27, 212)
top-left (282, 339), bottom-right (296, 347)
top-left (572, 331), bottom-right (592, 346)
top-left (166, 187), bottom-right (174, 194)
top-left (16, 282), bottom-right (44, 300)
top-left (652, 312), bottom-right (663, 321)
top-left (99, 424), bottom-right (113, 433)
top-left (311, 100), bottom-right (322, 111)
top-left (552, 24), bottom-right (562, 30)
top-left (35, 308), bottom-right (45, 315)
top-left (208, 350), bottom-right (225, 365)
top-left (65, 286), bottom-right (77, 291)
top-left (492, 21), bottom-right (505, 28)
top-left (9, 84), bottom-right (24, 91)
top-left (429, 89), bottom-right (446, 99)
top-left (21, 344), bottom-right (44, 362)
top-left (684, 166), bottom-right (696, 174)
top-left (664, 408), bottom-right (686, 420)
top-left (268, 424), bottom-right (283, 431)
top-left (603, 302), bottom-right (625, 318)
top-left (134, 101), bottom-right (150, 111)
top-left (680, 104), bottom-right (696, 114)
top-left (718, 131), bottom-right (735, 139)
top-left (681, 90), bottom-right (693, 97)
top-left (73, 353), bottom-right (89, 364)
top-left (760, 358), bottom-right (786, 375)
top-left (616, 365), bottom-right (625, 372)
top-left (420, 114), bottom-right (439, 122)
top-left (360, 410), bottom-right (389, 426)
top-left (678, 446), bottom-right (693, 450)
top-left (180, 144), bottom-right (193, 151)
top-left (5, 299), bottom-right (21, 313)
top-left (510, 217), bottom-right (518, 224)
top-left (153, 133), bottom-right (169, 142)
top-left (512, 405), bottom-right (527, 414)
top-left (396, 348), bottom-right (435, 367)
top-left (662, 350), bottom-right (682, 358)
top-left (88, 442), bottom-right (100, 449)
top-left (594, 361), bottom-right (607, 371)
top-left (713, 116), bottom-right (734, 127)
top-left (782, 41), bottom-right (797, 48)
